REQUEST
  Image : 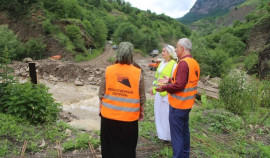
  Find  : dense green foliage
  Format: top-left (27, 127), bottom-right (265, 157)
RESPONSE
top-left (219, 70), bottom-right (262, 116)
top-left (0, 25), bottom-right (22, 60)
top-left (189, 0), bottom-right (270, 77)
top-left (24, 38), bottom-right (47, 60)
top-left (1, 0), bottom-right (190, 61)
top-left (0, 82), bottom-right (62, 124)
top-left (0, 0), bottom-right (37, 16)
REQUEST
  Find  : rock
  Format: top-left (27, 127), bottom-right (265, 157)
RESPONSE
top-left (23, 58), bottom-right (33, 63)
top-left (84, 67), bottom-right (90, 71)
top-left (95, 71), bottom-right (100, 75)
top-left (75, 78), bottom-right (84, 86)
top-left (72, 150), bottom-right (79, 154)
top-left (54, 145), bottom-right (63, 151)
top-left (39, 139), bottom-right (46, 148)
top-left (65, 129), bottom-right (72, 137)
top-left (15, 70), bottom-right (21, 76)
top-left (21, 72), bottom-right (28, 77)
top-left (91, 87), bottom-right (97, 90)
top-left (89, 81), bottom-right (97, 85)
top-left (88, 76), bottom-right (94, 81)
top-left (49, 75), bottom-right (59, 82)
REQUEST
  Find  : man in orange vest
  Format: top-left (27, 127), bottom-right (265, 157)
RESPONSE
top-left (156, 38), bottom-right (200, 158)
top-left (98, 42), bottom-right (146, 158)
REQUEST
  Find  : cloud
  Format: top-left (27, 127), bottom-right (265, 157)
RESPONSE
top-left (124, 0), bottom-right (196, 18)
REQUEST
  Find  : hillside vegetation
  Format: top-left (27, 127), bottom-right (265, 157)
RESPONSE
top-left (0, 0), bottom-right (190, 61)
top-left (189, 0), bottom-right (270, 78)
top-left (0, 0), bottom-right (270, 157)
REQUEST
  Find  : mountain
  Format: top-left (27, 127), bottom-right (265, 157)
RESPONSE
top-left (179, 0), bottom-right (246, 24)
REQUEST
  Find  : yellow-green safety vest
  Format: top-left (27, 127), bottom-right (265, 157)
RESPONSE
top-left (153, 60), bottom-right (176, 96)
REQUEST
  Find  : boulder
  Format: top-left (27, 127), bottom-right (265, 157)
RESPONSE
top-left (23, 58), bottom-right (33, 63)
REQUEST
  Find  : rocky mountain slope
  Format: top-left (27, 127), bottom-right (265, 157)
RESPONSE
top-left (179, 0), bottom-right (246, 24)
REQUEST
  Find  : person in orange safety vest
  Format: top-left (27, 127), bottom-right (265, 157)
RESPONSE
top-left (156, 38), bottom-right (200, 158)
top-left (98, 42), bottom-right (146, 158)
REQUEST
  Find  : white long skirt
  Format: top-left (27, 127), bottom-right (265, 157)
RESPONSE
top-left (154, 93), bottom-right (171, 141)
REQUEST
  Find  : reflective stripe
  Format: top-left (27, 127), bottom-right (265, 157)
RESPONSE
top-left (181, 87), bottom-right (197, 93)
top-left (102, 101), bottom-right (140, 112)
top-left (104, 95), bottom-right (140, 103)
top-left (171, 94), bottom-right (195, 101)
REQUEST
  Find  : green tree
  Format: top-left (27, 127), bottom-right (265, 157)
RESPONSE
top-left (0, 25), bottom-right (22, 60)
top-left (113, 22), bottom-right (143, 48)
top-left (1, 0), bottom-right (37, 16)
top-left (24, 38), bottom-right (47, 60)
top-left (43, 0), bottom-right (82, 19)
top-left (217, 33), bottom-right (245, 57)
top-left (83, 20), bottom-right (95, 37)
top-left (93, 19), bottom-right (108, 48)
top-left (65, 25), bottom-right (85, 51)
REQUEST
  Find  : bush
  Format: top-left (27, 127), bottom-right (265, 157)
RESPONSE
top-left (1, 0), bottom-right (37, 16)
top-left (217, 33), bottom-right (246, 57)
top-left (219, 69), bottom-right (260, 116)
top-left (193, 48), bottom-right (232, 77)
top-left (244, 52), bottom-right (258, 75)
top-left (42, 20), bottom-right (60, 34)
top-left (0, 82), bottom-right (62, 124)
top-left (24, 38), bottom-right (47, 60)
top-left (65, 25), bottom-right (81, 42)
top-left (65, 25), bottom-right (85, 52)
top-left (0, 25), bottom-right (22, 60)
top-left (43, 0), bottom-right (82, 19)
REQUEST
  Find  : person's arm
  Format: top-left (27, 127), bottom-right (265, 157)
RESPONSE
top-left (98, 72), bottom-right (106, 116)
top-left (138, 71), bottom-right (146, 121)
top-left (162, 61), bottom-right (189, 94)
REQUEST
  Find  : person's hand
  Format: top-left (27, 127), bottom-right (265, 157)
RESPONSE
top-left (158, 76), bottom-right (169, 84)
top-left (138, 112), bottom-right (144, 121)
top-left (155, 86), bottom-right (164, 92)
top-left (138, 106), bottom-right (145, 121)
top-left (150, 88), bottom-right (153, 95)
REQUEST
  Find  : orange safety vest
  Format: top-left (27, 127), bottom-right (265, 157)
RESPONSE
top-left (101, 63), bottom-right (141, 122)
top-left (168, 57), bottom-right (200, 109)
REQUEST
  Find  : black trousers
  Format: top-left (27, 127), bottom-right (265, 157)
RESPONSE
top-left (100, 116), bottom-right (138, 158)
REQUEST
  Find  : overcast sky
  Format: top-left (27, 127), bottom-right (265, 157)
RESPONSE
top-left (124, 0), bottom-right (197, 18)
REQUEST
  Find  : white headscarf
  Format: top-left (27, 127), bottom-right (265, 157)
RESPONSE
top-left (165, 45), bottom-right (178, 62)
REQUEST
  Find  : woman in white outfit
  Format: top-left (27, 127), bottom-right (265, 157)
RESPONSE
top-left (152, 44), bottom-right (178, 141)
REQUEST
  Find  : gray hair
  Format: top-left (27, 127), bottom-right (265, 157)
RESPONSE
top-left (115, 42), bottom-right (134, 64)
top-left (164, 44), bottom-right (178, 61)
top-left (178, 38), bottom-right (192, 52)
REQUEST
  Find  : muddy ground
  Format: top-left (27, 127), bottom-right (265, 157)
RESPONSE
top-left (12, 45), bottom-right (157, 131)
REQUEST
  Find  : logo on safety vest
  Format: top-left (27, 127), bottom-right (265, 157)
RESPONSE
top-left (117, 76), bottom-right (131, 88)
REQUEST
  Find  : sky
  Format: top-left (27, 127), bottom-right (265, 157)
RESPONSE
top-left (124, 0), bottom-right (197, 18)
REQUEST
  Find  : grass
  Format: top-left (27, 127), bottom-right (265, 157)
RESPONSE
top-left (1, 98), bottom-right (269, 157)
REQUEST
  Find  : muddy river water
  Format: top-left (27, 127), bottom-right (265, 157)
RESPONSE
top-left (41, 80), bottom-right (101, 131)
top-left (40, 79), bottom-right (154, 131)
